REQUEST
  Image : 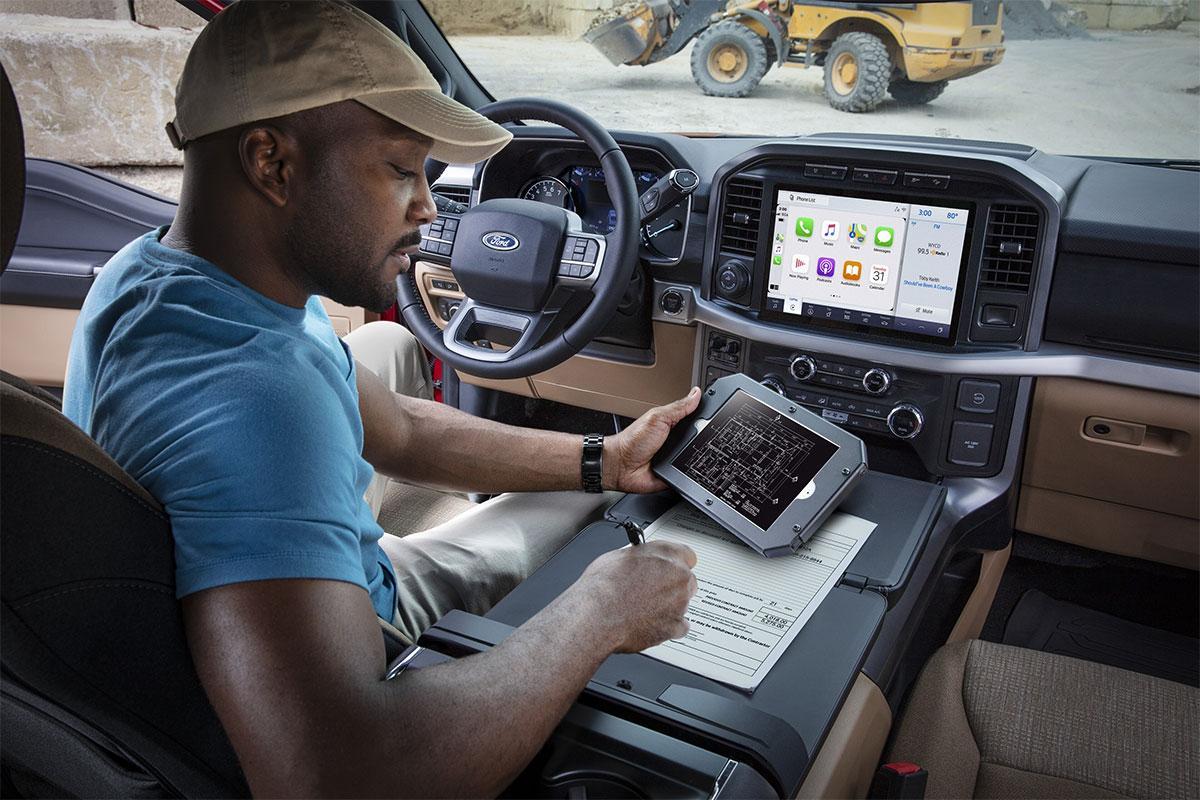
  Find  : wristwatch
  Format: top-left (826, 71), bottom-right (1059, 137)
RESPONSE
top-left (581, 434), bottom-right (604, 493)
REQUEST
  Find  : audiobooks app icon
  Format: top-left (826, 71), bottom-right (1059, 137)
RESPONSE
top-left (842, 261), bottom-right (862, 281)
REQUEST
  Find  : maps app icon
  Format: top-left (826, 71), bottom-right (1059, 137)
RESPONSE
top-left (847, 223), bottom-right (869, 244)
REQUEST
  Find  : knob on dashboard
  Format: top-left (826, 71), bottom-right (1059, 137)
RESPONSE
top-left (887, 404), bottom-right (924, 439)
top-left (862, 368), bottom-right (891, 395)
top-left (716, 260), bottom-right (750, 300)
top-left (760, 375), bottom-right (787, 396)
top-left (788, 355), bottom-right (816, 382)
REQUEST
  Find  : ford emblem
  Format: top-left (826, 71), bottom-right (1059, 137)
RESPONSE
top-left (481, 232), bottom-right (520, 252)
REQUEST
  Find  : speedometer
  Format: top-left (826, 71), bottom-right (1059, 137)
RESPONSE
top-left (521, 177), bottom-right (571, 208)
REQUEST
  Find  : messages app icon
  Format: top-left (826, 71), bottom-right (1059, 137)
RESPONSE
top-left (875, 227), bottom-right (895, 248)
top-left (795, 217), bottom-right (814, 238)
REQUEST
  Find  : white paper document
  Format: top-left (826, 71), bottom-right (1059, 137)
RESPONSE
top-left (640, 502), bottom-right (876, 691)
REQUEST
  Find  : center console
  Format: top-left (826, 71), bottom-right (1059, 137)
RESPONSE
top-left (688, 143), bottom-right (1059, 479)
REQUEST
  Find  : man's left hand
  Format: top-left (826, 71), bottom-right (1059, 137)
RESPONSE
top-left (604, 387), bottom-right (702, 494)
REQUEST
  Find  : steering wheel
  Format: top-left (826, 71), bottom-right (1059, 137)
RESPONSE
top-left (396, 98), bottom-right (640, 380)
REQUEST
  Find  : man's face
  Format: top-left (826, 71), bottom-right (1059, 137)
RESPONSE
top-left (283, 105), bottom-right (436, 312)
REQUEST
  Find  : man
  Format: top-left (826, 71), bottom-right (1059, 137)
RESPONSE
top-left (62, 1), bottom-right (699, 796)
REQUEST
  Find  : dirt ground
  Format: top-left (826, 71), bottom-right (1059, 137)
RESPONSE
top-left (449, 27), bottom-right (1200, 160)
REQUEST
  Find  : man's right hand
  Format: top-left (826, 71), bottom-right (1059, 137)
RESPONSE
top-left (573, 540), bottom-right (698, 653)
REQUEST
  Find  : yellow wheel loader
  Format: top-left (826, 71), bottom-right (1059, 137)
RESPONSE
top-left (585, 0), bottom-right (1006, 112)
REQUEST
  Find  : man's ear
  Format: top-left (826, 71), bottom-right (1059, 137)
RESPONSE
top-left (237, 125), bottom-right (297, 208)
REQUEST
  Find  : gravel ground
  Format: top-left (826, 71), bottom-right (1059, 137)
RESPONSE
top-left (450, 27), bottom-right (1200, 160)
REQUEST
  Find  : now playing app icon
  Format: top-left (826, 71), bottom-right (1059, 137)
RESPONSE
top-left (816, 257), bottom-right (836, 277)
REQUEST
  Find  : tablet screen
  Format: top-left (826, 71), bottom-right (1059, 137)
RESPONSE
top-left (671, 389), bottom-right (839, 530)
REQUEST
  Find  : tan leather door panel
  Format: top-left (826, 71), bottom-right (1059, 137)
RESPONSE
top-left (1018, 377), bottom-right (1199, 569)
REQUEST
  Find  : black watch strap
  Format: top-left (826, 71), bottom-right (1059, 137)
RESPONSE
top-left (581, 434), bottom-right (604, 493)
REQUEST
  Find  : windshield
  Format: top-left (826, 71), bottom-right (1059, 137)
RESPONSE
top-left (438, 0), bottom-right (1199, 159)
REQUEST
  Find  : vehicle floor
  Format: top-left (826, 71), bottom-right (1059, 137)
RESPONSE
top-left (980, 532), bottom-right (1199, 683)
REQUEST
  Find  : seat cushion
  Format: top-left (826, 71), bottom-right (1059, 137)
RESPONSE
top-left (888, 639), bottom-right (1199, 799)
top-left (377, 479), bottom-right (474, 536)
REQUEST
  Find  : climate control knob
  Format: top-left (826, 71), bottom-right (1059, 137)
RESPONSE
top-left (760, 375), bottom-right (787, 396)
top-left (862, 368), bottom-right (892, 395)
top-left (887, 404), bottom-right (925, 439)
top-left (788, 354), bottom-right (817, 382)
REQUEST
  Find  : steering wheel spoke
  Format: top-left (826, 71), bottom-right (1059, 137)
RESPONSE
top-left (398, 97), bottom-right (639, 379)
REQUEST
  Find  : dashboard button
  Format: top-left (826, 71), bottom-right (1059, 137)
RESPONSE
top-left (887, 404), bottom-right (924, 439)
top-left (903, 172), bottom-right (951, 190)
top-left (949, 421), bottom-right (993, 466)
top-left (803, 164), bottom-right (848, 180)
top-left (851, 168), bottom-right (898, 185)
top-left (659, 289), bottom-right (684, 315)
top-left (957, 379), bottom-right (1001, 414)
top-left (980, 304), bottom-right (1018, 327)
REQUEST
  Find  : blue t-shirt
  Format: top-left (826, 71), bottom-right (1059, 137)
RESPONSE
top-left (63, 227), bottom-right (398, 620)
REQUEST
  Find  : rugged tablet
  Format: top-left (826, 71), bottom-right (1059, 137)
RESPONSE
top-left (652, 372), bottom-right (868, 557)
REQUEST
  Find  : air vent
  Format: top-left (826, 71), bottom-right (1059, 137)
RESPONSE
top-left (719, 178), bottom-right (764, 257)
top-left (432, 184), bottom-right (471, 205)
top-left (981, 204), bottom-right (1039, 292)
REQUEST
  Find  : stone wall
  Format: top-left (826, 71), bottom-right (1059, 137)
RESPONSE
top-left (424, 0), bottom-right (618, 37)
top-left (1067, 0), bottom-right (1189, 29)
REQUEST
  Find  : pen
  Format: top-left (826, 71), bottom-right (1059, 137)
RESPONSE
top-left (619, 518), bottom-right (645, 547)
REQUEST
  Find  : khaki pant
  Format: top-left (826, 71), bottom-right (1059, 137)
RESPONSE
top-left (344, 322), bottom-right (617, 643)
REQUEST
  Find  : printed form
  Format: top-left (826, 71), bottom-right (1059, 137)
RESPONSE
top-left (641, 502), bottom-right (876, 691)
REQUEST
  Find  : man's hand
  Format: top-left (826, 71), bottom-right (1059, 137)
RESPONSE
top-left (604, 387), bottom-right (702, 493)
top-left (572, 540), bottom-right (698, 652)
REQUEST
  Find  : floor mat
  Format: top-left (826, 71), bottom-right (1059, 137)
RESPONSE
top-left (1004, 589), bottom-right (1199, 687)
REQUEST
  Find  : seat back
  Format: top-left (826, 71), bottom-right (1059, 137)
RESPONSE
top-left (0, 375), bottom-right (250, 798)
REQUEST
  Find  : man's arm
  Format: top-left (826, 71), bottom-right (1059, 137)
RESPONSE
top-left (356, 359), bottom-right (700, 495)
top-left (183, 541), bottom-right (696, 798)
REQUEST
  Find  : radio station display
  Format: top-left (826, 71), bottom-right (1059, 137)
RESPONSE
top-left (763, 190), bottom-right (971, 339)
top-left (671, 390), bottom-right (838, 531)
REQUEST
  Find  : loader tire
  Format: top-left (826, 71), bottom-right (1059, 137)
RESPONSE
top-left (823, 32), bottom-right (891, 113)
top-left (889, 78), bottom-right (949, 105)
top-left (691, 21), bottom-right (769, 98)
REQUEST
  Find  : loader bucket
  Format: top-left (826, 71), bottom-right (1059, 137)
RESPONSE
top-left (584, 5), bottom-right (658, 66)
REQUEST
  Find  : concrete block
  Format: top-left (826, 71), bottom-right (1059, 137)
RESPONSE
top-left (0, 14), bottom-right (196, 166)
top-left (1108, 0), bottom-right (1187, 29)
top-left (1069, 1), bottom-right (1112, 27)
top-left (132, 0), bottom-right (203, 29)
top-left (0, 0), bottom-right (129, 20)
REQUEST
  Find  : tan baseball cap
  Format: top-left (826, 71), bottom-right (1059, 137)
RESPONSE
top-left (166, 0), bottom-right (512, 164)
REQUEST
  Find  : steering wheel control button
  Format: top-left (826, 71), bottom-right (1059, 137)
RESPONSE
top-left (659, 289), bottom-right (684, 315)
top-left (788, 355), bottom-right (816, 382)
top-left (949, 421), bottom-right (994, 466)
top-left (862, 368), bottom-right (892, 395)
top-left (956, 379), bottom-right (1001, 414)
top-left (641, 188), bottom-right (661, 215)
top-left (671, 170), bottom-right (699, 190)
top-left (887, 404), bottom-right (924, 439)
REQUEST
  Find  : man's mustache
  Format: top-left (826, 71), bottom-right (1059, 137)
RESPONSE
top-left (394, 230), bottom-right (423, 250)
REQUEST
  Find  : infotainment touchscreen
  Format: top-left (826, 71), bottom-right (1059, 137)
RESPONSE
top-left (763, 189), bottom-right (971, 339)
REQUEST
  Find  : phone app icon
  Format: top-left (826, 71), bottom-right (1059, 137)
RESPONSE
top-left (822, 221), bottom-right (840, 241)
top-left (772, 254), bottom-right (783, 266)
top-left (842, 260), bottom-right (862, 281)
top-left (790, 254), bottom-right (810, 275)
top-left (847, 223), bottom-right (869, 244)
top-left (874, 226), bottom-right (895, 248)
top-left (871, 264), bottom-right (889, 286)
top-left (816, 257), bottom-right (836, 277)
top-left (795, 217), bottom-right (814, 238)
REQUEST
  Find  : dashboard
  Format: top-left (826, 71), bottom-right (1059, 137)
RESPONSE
top-left (429, 127), bottom-right (1198, 485)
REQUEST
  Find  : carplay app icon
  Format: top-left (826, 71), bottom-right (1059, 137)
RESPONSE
top-left (822, 221), bottom-right (839, 241)
top-left (795, 217), bottom-right (814, 238)
top-left (847, 223), bottom-right (869, 244)
top-left (790, 254), bottom-right (810, 275)
top-left (817, 257), bottom-right (836, 277)
top-left (843, 260), bottom-right (862, 281)
top-left (874, 226), bottom-right (895, 248)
